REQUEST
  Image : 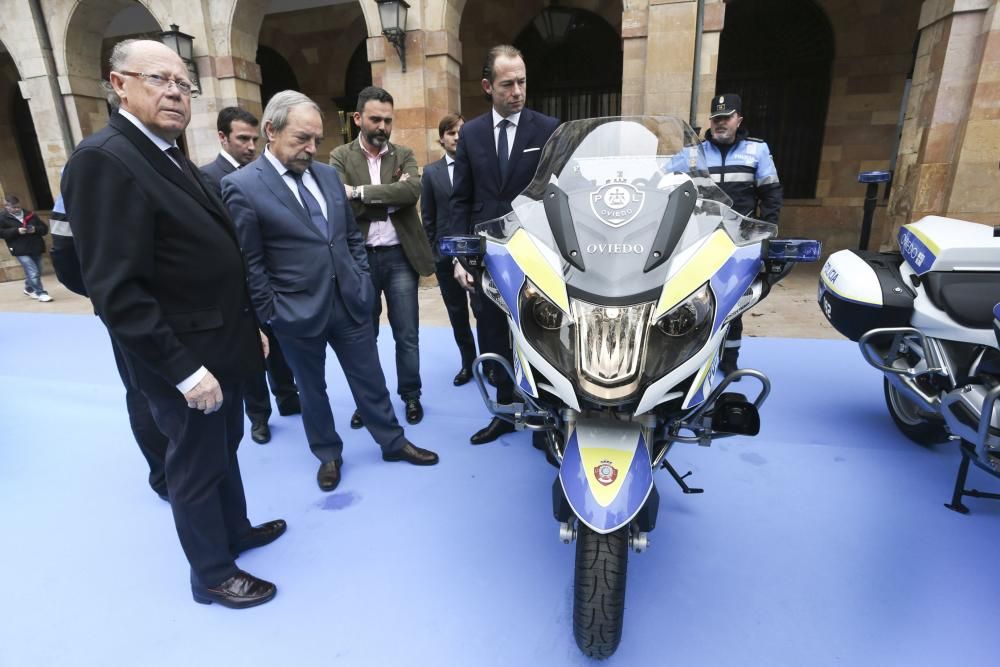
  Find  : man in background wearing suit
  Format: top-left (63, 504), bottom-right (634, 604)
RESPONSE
top-left (223, 90), bottom-right (439, 494)
top-left (421, 112), bottom-right (477, 387)
top-left (330, 86), bottom-right (435, 428)
top-left (450, 44), bottom-right (559, 445)
top-left (62, 39), bottom-right (284, 608)
top-left (200, 106), bottom-right (301, 445)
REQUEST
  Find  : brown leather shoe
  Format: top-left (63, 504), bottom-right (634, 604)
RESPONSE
top-left (470, 417), bottom-right (515, 445)
top-left (382, 440), bottom-right (439, 466)
top-left (317, 460), bottom-right (341, 492)
top-left (232, 519), bottom-right (287, 556)
top-left (192, 570), bottom-right (276, 609)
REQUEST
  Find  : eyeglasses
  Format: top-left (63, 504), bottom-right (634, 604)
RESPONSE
top-left (118, 71), bottom-right (199, 98)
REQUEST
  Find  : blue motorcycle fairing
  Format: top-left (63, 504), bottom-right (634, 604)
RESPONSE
top-left (559, 420), bottom-right (655, 534)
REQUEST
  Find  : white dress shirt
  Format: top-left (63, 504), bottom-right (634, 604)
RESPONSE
top-left (492, 108), bottom-right (521, 154)
top-left (263, 147), bottom-right (328, 219)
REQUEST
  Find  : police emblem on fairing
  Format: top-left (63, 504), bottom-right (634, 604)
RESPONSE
top-left (594, 460), bottom-right (618, 486)
top-left (590, 177), bottom-right (644, 228)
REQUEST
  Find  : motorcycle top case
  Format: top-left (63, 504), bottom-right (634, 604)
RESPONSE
top-left (818, 250), bottom-right (915, 341)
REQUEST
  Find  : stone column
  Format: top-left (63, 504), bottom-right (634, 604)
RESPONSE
top-left (885, 0), bottom-right (993, 243)
top-left (621, 0), bottom-right (724, 123)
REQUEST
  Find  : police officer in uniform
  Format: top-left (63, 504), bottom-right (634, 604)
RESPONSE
top-left (702, 93), bottom-right (782, 374)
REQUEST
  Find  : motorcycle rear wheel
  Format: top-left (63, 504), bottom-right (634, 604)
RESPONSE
top-left (883, 377), bottom-right (949, 445)
top-left (573, 524), bottom-right (629, 659)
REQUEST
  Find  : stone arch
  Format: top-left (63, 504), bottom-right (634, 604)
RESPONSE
top-left (55, 0), bottom-right (167, 141)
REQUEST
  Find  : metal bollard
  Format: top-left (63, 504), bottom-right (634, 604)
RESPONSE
top-left (857, 170), bottom-right (892, 251)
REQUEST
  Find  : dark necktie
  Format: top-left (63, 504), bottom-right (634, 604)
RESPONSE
top-left (497, 119), bottom-right (510, 176)
top-left (289, 171), bottom-right (329, 238)
top-left (164, 146), bottom-right (202, 191)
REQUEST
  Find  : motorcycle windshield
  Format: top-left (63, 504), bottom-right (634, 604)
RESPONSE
top-left (476, 116), bottom-right (777, 302)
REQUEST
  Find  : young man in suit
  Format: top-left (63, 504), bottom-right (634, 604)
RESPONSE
top-left (421, 112), bottom-right (477, 386)
top-left (450, 44), bottom-right (560, 445)
top-left (222, 90), bottom-right (439, 494)
top-left (62, 39), bottom-right (284, 609)
top-left (329, 87), bottom-right (436, 427)
top-left (200, 106), bottom-right (301, 445)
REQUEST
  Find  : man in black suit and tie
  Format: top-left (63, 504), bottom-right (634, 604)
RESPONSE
top-left (62, 39), bottom-right (284, 609)
top-left (200, 106), bottom-right (301, 445)
top-left (421, 112), bottom-right (477, 387)
top-left (450, 45), bottom-right (559, 444)
top-left (222, 90), bottom-right (439, 493)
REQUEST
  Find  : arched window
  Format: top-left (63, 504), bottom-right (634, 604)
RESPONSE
top-left (514, 8), bottom-right (622, 122)
top-left (8, 82), bottom-right (53, 210)
top-left (716, 0), bottom-right (834, 199)
top-left (257, 45), bottom-right (300, 109)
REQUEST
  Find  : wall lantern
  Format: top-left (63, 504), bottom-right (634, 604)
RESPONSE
top-left (375, 0), bottom-right (410, 72)
top-left (160, 23), bottom-right (200, 91)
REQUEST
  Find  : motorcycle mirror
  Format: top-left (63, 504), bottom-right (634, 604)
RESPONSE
top-left (439, 235), bottom-right (485, 257)
top-left (766, 238), bottom-right (822, 262)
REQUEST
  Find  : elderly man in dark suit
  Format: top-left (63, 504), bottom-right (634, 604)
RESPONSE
top-left (222, 90), bottom-right (439, 494)
top-left (200, 106), bottom-right (301, 445)
top-left (329, 86), bottom-right (436, 427)
top-left (62, 39), bottom-right (284, 609)
top-left (450, 44), bottom-right (559, 445)
top-left (422, 112), bottom-right (477, 386)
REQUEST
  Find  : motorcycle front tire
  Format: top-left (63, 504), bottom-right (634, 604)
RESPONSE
top-left (883, 377), bottom-right (949, 445)
top-left (573, 524), bottom-right (629, 659)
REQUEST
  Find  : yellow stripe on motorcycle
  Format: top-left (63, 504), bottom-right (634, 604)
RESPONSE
top-left (513, 340), bottom-right (537, 397)
top-left (578, 446), bottom-right (637, 507)
top-left (902, 223), bottom-right (941, 256)
top-left (505, 229), bottom-right (570, 313)
top-left (654, 230), bottom-right (735, 319)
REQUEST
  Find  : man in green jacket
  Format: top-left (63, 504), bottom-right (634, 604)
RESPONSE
top-left (330, 86), bottom-right (435, 426)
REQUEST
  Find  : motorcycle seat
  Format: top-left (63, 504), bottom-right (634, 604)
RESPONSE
top-left (923, 271), bottom-right (1000, 329)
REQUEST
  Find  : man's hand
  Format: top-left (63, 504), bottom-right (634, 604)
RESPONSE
top-left (184, 371), bottom-right (224, 414)
top-left (17, 227), bottom-right (26, 235)
top-left (344, 184), bottom-right (353, 197)
top-left (398, 173), bottom-right (410, 182)
top-left (454, 261), bottom-right (476, 293)
top-left (259, 329), bottom-right (270, 359)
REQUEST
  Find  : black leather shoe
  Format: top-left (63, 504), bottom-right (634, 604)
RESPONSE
top-left (317, 460), bottom-right (341, 492)
top-left (405, 398), bottom-right (423, 424)
top-left (192, 570), bottom-right (276, 609)
top-left (250, 421), bottom-right (271, 444)
top-left (486, 369), bottom-right (498, 387)
top-left (382, 440), bottom-right (439, 465)
top-left (453, 368), bottom-right (473, 386)
top-left (470, 417), bottom-right (515, 445)
top-left (232, 519), bottom-right (287, 556)
top-left (350, 409), bottom-right (363, 429)
top-left (277, 396), bottom-right (301, 416)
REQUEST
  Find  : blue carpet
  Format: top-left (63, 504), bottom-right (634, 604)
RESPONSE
top-left (1, 312), bottom-right (998, 666)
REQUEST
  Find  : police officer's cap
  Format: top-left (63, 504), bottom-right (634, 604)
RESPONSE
top-left (709, 93), bottom-right (742, 119)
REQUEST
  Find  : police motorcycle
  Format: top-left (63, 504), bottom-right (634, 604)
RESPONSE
top-left (818, 216), bottom-right (1000, 513)
top-left (441, 116), bottom-right (820, 659)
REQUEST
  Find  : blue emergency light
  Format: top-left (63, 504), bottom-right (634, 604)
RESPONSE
top-left (766, 238), bottom-right (822, 262)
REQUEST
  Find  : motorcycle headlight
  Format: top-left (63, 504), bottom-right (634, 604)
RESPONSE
top-left (643, 283), bottom-right (716, 382)
top-left (518, 280), bottom-right (573, 374)
top-left (654, 283), bottom-right (713, 336)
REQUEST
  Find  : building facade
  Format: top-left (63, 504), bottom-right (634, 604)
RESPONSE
top-left (1, 0), bottom-right (998, 281)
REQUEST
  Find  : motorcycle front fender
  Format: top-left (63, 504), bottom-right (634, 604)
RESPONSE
top-left (559, 419), bottom-right (654, 535)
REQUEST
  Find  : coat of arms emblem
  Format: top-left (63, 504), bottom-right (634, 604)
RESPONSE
top-left (589, 176), bottom-right (644, 228)
top-left (594, 460), bottom-right (618, 486)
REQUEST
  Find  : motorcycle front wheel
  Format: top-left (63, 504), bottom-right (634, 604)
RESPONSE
top-left (573, 524), bottom-right (629, 659)
top-left (883, 377), bottom-right (949, 445)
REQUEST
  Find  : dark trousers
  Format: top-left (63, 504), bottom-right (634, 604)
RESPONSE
top-left (475, 284), bottom-right (515, 405)
top-left (276, 289), bottom-right (406, 464)
top-left (126, 358), bottom-right (251, 587)
top-left (243, 322), bottom-right (298, 423)
top-left (366, 245), bottom-right (421, 400)
top-left (724, 315), bottom-right (743, 360)
top-left (435, 258), bottom-right (477, 370)
top-left (109, 336), bottom-right (168, 496)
